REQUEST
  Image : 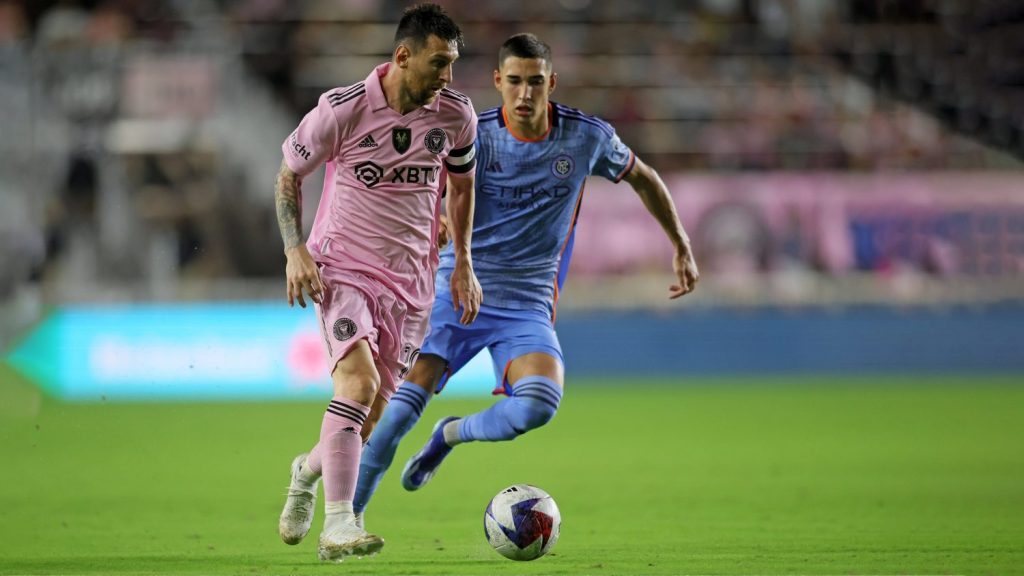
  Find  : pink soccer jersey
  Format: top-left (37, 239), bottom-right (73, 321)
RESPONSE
top-left (282, 62), bottom-right (478, 311)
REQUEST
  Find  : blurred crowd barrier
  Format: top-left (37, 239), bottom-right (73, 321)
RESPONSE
top-left (566, 172), bottom-right (1024, 308)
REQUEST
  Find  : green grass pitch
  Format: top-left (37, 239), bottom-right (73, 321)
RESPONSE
top-left (1, 369), bottom-right (1022, 575)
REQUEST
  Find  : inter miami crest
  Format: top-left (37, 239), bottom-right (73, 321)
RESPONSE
top-left (392, 127), bottom-right (412, 154)
top-left (333, 318), bottom-right (357, 341)
top-left (424, 128), bottom-right (447, 154)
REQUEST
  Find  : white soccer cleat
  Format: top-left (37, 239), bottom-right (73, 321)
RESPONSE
top-left (354, 512), bottom-right (364, 530)
top-left (278, 453), bottom-right (319, 545)
top-left (317, 522), bottom-right (384, 562)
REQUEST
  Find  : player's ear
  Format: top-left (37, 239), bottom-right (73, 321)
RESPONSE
top-left (493, 69), bottom-right (502, 90)
top-left (395, 43), bottom-right (411, 68)
top-left (549, 72), bottom-right (557, 94)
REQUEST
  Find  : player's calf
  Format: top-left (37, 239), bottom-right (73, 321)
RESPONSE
top-left (354, 381), bottom-right (432, 511)
top-left (459, 376), bottom-right (562, 441)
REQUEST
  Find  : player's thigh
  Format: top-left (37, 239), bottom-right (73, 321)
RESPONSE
top-left (331, 339), bottom-right (380, 405)
top-left (490, 311), bottom-right (565, 390)
top-left (316, 269), bottom-right (384, 403)
top-left (419, 295), bottom-right (492, 394)
top-left (507, 352), bottom-right (564, 387)
top-left (405, 353), bottom-right (449, 393)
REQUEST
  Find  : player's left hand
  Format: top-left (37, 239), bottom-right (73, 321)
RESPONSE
top-left (437, 214), bottom-right (451, 250)
top-left (450, 261), bottom-right (482, 324)
top-left (670, 244), bottom-right (699, 299)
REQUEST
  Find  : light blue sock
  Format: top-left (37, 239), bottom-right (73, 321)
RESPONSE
top-left (458, 376), bottom-right (562, 442)
top-left (354, 381), bottom-right (431, 514)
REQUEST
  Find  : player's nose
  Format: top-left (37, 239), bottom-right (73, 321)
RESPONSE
top-left (439, 63), bottom-right (453, 84)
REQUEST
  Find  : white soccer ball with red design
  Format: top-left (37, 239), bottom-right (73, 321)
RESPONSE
top-left (484, 484), bottom-right (561, 561)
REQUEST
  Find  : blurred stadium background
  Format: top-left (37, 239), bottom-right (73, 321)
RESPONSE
top-left (3, 0), bottom-right (1023, 384)
top-left (1, 1), bottom-right (1023, 574)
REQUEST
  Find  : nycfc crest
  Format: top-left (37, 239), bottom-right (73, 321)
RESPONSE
top-left (392, 128), bottom-right (412, 154)
top-left (551, 154), bottom-right (574, 179)
top-left (424, 128), bottom-right (447, 154)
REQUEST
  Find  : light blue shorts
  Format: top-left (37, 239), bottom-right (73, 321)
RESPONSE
top-left (421, 295), bottom-right (563, 395)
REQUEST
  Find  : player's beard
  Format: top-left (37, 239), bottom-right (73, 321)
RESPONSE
top-left (413, 85), bottom-right (438, 106)
top-left (414, 90), bottom-right (433, 106)
top-left (403, 77), bottom-right (436, 107)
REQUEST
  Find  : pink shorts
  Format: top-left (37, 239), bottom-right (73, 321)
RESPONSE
top-left (314, 267), bottom-right (429, 402)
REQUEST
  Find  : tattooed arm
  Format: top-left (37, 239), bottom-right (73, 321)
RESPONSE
top-left (275, 158), bottom-right (323, 308)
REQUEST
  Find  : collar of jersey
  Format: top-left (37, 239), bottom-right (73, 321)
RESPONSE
top-left (501, 103), bottom-right (553, 142)
top-left (367, 62), bottom-right (441, 113)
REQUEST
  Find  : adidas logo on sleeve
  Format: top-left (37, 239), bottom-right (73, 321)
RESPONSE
top-left (357, 135), bottom-right (379, 148)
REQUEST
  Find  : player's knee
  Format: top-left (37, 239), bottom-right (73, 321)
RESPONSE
top-left (333, 372), bottom-right (380, 404)
top-left (509, 378), bottom-right (562, 433)
top-left (517, 397), bottom-right (558, 431)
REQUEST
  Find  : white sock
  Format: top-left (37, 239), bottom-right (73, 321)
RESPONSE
top-left (443, 419), bottom-right (464, 446)
top-left (323, 501), bottom-right (357, 532)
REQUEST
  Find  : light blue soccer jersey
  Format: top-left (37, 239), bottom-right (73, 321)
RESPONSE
top-left (436, 102), bottom-right (635, 317)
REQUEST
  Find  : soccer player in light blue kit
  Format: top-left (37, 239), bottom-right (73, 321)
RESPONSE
top-left (353, 33), bottom-right (699, 520)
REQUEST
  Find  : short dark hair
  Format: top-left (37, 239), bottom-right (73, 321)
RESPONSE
top-left (395, 3), bottom-right (464, 51)
top-left (498, 33), bottom-right (552, 69)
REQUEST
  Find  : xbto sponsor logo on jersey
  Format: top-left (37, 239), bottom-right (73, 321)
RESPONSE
top-left (354, 161), bottom-right (384, 187)
top-left (391, 165), bottom-right (440, 185)
top-left (354, 162), bottom-right (440, 188)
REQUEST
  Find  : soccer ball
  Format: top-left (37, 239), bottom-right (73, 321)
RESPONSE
top-left (483, 484), bottom-right (561, 561)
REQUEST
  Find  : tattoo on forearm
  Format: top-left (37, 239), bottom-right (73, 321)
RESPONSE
top-left (275, 161), bottom-right (303, 250)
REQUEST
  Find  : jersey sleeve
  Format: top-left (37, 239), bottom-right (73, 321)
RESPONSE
top-left (281, 92), bottom-right (341, 176)
top-left (592, 130), bottom-right (636, 183)
top-left (444, 105), bottom-right (478, 178)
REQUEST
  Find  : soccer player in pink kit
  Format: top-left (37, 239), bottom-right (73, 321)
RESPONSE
top-left (273, 4), bottom-right (481, 562)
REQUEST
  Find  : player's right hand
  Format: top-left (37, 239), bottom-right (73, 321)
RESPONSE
top-left (670, 244), bottom-right (699, 299)
top-left (284, 244), bottom-right (323, 308)
top-left (450, 260), bottom-right (482, 324)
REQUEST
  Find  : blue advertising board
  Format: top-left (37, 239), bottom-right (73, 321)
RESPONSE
top-left (6, 302), bottom-right (1021, 402)
top-left (5, 303), bottom-right (495, 401)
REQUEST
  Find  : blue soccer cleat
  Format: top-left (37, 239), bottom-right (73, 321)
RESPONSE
top-left (401, 416), bottom-right (460, 491)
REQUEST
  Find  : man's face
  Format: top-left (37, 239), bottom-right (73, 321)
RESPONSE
top-left (400, 34), bottom-right (459, 106)
top-left (495, 56), bottom-right (556, 129)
